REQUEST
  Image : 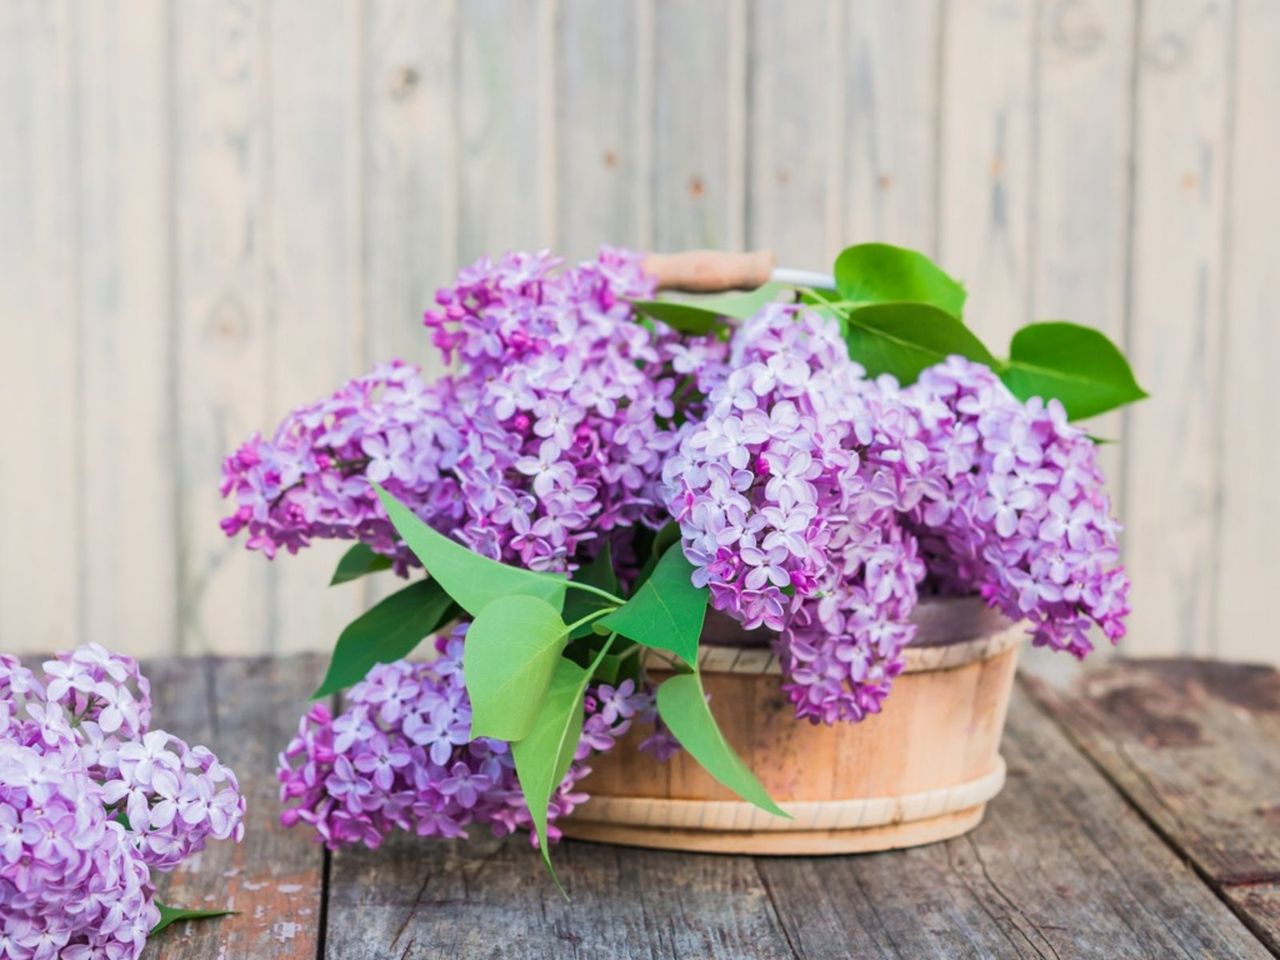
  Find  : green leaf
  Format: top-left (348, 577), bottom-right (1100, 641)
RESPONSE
top-left (374, 484), bottom-right (566, 616)
top-left (511, 657), bottom-right (589, 881)
top-left (598, 544), bottom-right (706, 666)
top-left (629, 282), bottom-right (788, 334)
top-left (329, 542), bottom-right (393, 585)
top-left (656, 673), bottom-right (788, 818)
top-left (151, 901), bottom-right (236, 936)
top-left (1000, 322), bottom-right (1148, 420)
top-left (834, 243), bottom-right (966, 318)
top-left (633, 520), bottom-right (681, 591)
top-left (463, 595), bottom-right (570, 741)
top-left (313, 579), bottom-right (458, 699)
top-left (843, 302), bottom-right (998, 385)
top-left (562, 544), bottom-right (621, 640)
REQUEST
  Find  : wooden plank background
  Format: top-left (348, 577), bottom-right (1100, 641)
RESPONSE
top-left (1, 0), bottom-right (1274, 663)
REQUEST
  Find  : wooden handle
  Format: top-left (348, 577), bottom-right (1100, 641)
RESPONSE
top-left (642, 249), bottom-right (776, 292)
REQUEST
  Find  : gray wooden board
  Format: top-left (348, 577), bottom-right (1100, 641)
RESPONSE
top-left (323, 684), bottom-right (1273, 959)
top-left (1024, 658), bottom-right (1280, 954)
top-left (141, 655), bottom-right (328, 959)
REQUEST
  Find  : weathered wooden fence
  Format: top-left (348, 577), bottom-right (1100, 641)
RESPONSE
top-left (1, 0), bottom-right (1274, 662)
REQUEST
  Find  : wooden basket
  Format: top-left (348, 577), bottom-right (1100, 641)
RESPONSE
top-left (562, 596), bottom-right (1024, 855)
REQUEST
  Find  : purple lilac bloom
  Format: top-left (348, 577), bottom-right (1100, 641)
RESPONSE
top-left (221, 247), bottom-right (728, 574)
top-left (0, 647), bottom-right (245, 959)
top-left (663, 304), bottom-right (925, 724)
top-left (277, 625), bottom-right (654, 851)
top-left (894, 356), bottom-right (1131, 656)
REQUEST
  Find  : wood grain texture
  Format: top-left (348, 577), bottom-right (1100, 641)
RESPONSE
top-left (1122, 0), bottom-right (1233, 657)
top-left (326, 833), bottom-right (797, 959)
top-left (842, 0), bottom-right (943, 254)
top-left (266, 0), bottom-right (366, 654)
top-left (142, 656), bottom-right (327, 959)
top-left (1023, 658), bottom-right (1280, 952)
top-left (0, 0), bottom-right (80, 653)
top-left (938, 0), bottom-right (1036, 347)
top-left (652, 0), bottom-right (746, 251)
top-left (76, 1), bottom-right (177, 658)
top-left (1215, 0), bottom-right (1279, 661)
top-left (757, 685), bottom-right (1273, 959)
top-left (362, 0), bottom-right (458, 374)
top-left (556, 0), bottom-right (647, 260)
top-left (1031, 0), bottom-right (1136, 480)
top-left (172, 0), bottom-right (273, 656)
top-left (457, 0), bottom-right (556, 263)
top-left (747, 0), bottom-right (838, 267)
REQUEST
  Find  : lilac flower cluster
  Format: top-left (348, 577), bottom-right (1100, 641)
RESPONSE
top-left (222, 248), bottom-right (726, 574)
top-left (663, 305), bottom-right (925, 724)
top-left (666, 306), bottom-right (1130, 724)
top-left (0, 646), bottom-right (245, 959)
top-left (278, 626), bottom-right (653, 850)
top-left (895, 357), bottom-right (1130, 656)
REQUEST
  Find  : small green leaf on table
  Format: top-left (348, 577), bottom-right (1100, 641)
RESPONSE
top-left (464, 595), bottom-right (570, 742)
top-left (834, 243), bottom-right (966, 318)
top-left (313, 579), bottom-right (458, 699)
top-left (630, 281), bottom-right (789, 334)
top-left (843, 302), bottom-right (998, 385)
top-left (511, 657), bottom-right (590, 883)
top-left (375, 484), bottom-right (566, 616)
top-left (151, 901), bottom-right (236, 936)
top-left (598, 544), bottom-right (707, 666)
top-left (1000, 322), bottom-right (1148, 420)
top-left (329, 542), bottom-right (393, 585)
top-left (656, 673), bottom-right (789, 819)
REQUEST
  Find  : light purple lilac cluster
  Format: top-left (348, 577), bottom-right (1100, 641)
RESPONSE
top-left (663, 305), bottom-right (925, 724)
top-left (896, 356), bottom-right (1130, 656)
top-left (278, 626), bottom-right (653, 850)
top-left (666, 306), bottom-right (1130, 724)
top-left (0, 646), bottom-right (245, 960)
top-left (221, 248), bottom-right (726, 573)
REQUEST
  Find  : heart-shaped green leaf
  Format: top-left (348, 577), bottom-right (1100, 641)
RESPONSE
top-left (464, 595), bottom-right (569, 742)
top-left (375, 485), bottom-right (566, 616)
top-left (151, 901), bottom-right (236, 936)
top-left (834, 243), bottom-right (966, 318)
top-left (329, 542), bottom-right (393, 585)
top-left (1000, 322), bottom-right (1148, 420)
top-left (598, 544), bottom-right (707, 666)
top-left (511, 657), bottom-right (589, 879)
top-left (842, 302), bottom-right (998, 384)
top-left (313, 579), bottom-right (458, 699)
top-left (656, 673), bottom-right (788, 818)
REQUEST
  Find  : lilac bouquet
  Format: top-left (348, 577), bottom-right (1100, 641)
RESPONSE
top-left (222, 243), bottom-right (1143, 871)
top-left (0, 646), bottom-right (246, 957)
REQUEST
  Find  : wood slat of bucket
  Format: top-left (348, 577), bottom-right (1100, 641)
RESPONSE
top-left (563, 598), bottom-right (1025, 854)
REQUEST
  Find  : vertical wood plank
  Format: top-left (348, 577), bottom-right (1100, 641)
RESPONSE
top-left (843, 0), bottom-right (944, 255)
top-left (652, 0), bottom-right (746, 251)
top-left (747, 0), bottom-right (838, 268)
top-left (556, 0), bottom-right (646, 260)
top-left (266, 0), bottom-right (366, 654)
top-left (77, 1), bottom-right (177, 658)
top-left (362, 0), bottom-right (457, 375)
top-left (1215, 0), bottom-right (1277, 660)
top-left (0, 0), bottom-right (79, 654)
top-left (457, 0), bottom-right (557, 264)
top-left (938, 0), bottom-right (1037, 347)
top-left (173, 0), bottom-right (273, 655)
top-left (1031, 0), bottom-right (1136, 557)
top-left (1124, 0), bottom-right (1232, 656)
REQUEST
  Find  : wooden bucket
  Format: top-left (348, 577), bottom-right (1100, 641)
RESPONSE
top-left (562, 596), bottom-right (1024, 855)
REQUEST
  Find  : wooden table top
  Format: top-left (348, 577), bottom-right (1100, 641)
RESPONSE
top-left (131, 653), bottom-right (1280, 960)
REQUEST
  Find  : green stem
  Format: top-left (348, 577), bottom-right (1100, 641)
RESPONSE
top-left (585, 632), bottom-right (619, 677)
top-left (562, 580), bottom-right (625, 606)
top-left (562, 607), bottom-right (619, 638)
